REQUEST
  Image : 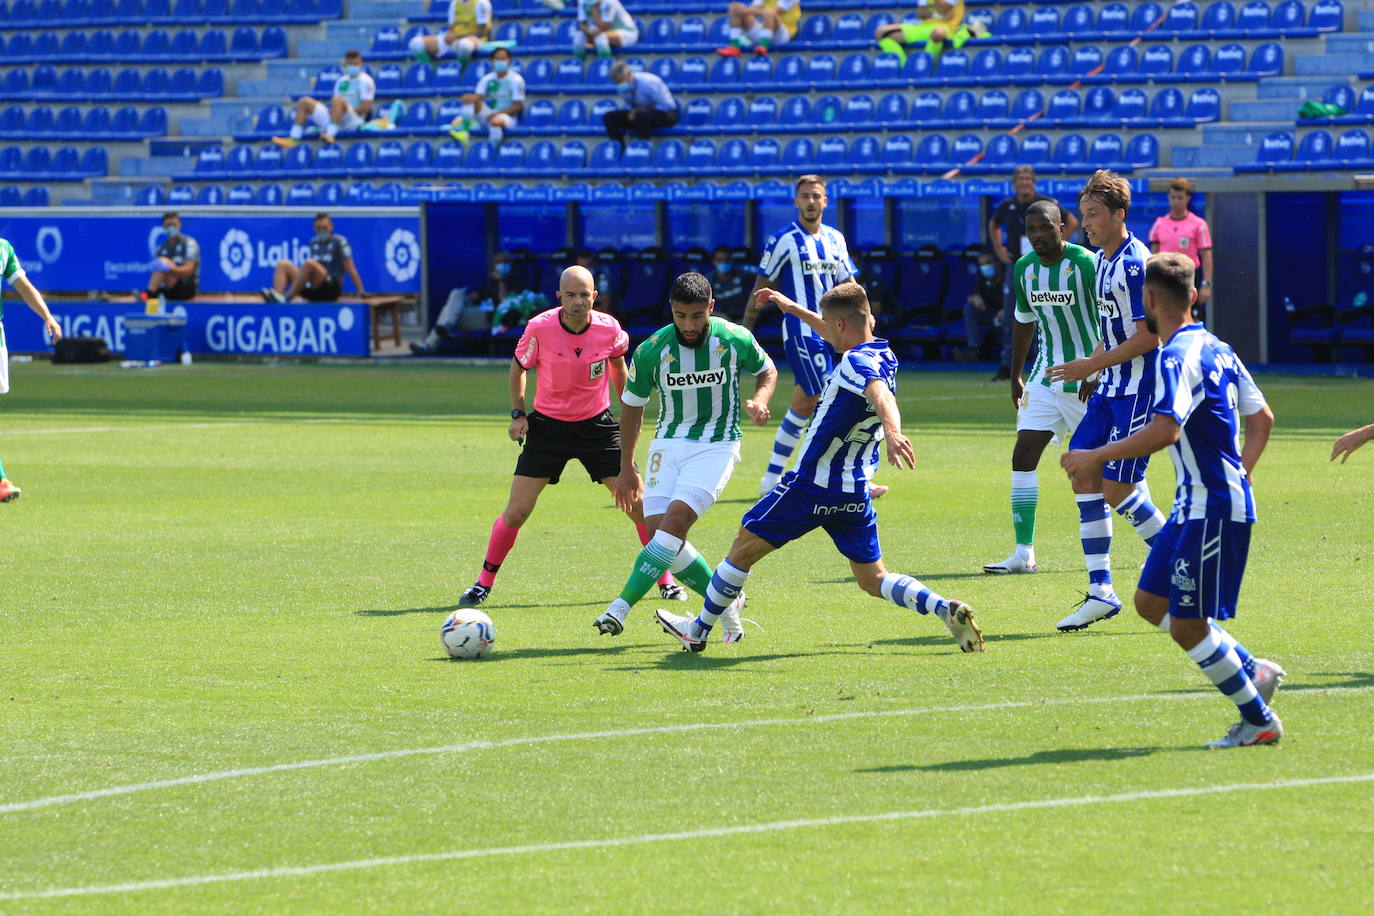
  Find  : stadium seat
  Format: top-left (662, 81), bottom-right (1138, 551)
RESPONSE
top-left (939, 50), bottom-right (969, 82)
top-left (1115, 88), bottom-right (1148, 122)
top-left (944, 90), bottom-right (976, 124)
top-left (875, 92), bottom-right (907, 125)
top-left (286, 182), bottom-right (314, 205)
top-left (1203, 0), bottom-right (1238, 33)
top-left (911, 135), bottom-right (949, 174)
top-left (53, 105), bottom-right (80, 137)
top-left (678, 56), bottom-right (707, 85)
top-left (316, 180), bottom-right (343, 205)
top-left (1083, 86), bottom-right (1116, 124)
top-left (621, 140), bottom-right (652, 174)
top-left (1063, 3), bottom-right (1096, 36)
top-left (1020, 133), bottom-right (1052, 165)
top-left (1050, 134), bottom-right (1087, 169)
top-left (1124, 134), bottom-right (1159, 168)
top-left (1141, 45), bottom-right (1174, 77)
top-left (807, 54), bottom-right (837, 86)
top-left (715, 96), bottom-right (745, 130)
top-left (525, 20), bottom-right (554, 47)
top-left (876, 135), bottom-right (912, 174)
top-left (996, 7), bottom-right (1028, 38)
top-left (374, 138), bottom-right (405, 175)
top-left (1105, 45), bottom-right (1139, 78)
top-left (1131, 2), bottom-right (1166, 30)
top-left (1048, 90), bottom-right (1082, 124)
top-left (976, 134), bottom-right (1019, 173)
top-left (678, 16), bottom-right (707, 45)
top-left (196, 184), bottom-right (224, 205)
top-left (840, 94), bottom-right (872, 126)
top-left (314, 142), bottom-right (344, 174)
top-left (1311, 0), bottom-right (1344, 31)
top-left (83, 105), bottom-right (113, 138)
top-left (1187, 87), bottom-right (1222, 122)
top-left (1334, 128), bottom-right (1372, 166)
top-left (226, 183), bottom-right (254, 205)
top-left (743, 55), bottom-right (773, 87)
top-left (1029, 6), bottom-right (1061, 36)
top-left (1036, 46), bottom-right (1070, 78)
top-left (682, 97), bottom-right (712, 128)
top-left (586, 139), bottom-right (620, 176)
top-left (1237, 131), bottom-right (1296, 172)
top-left (464, 140), bottom-right (495, 172)
top-left (649, 57), bottom-right (676, 84)
top-left (137, 185), bottom-right (168, 206)
top-left (434, 139), bottom-right (463, 175)
top-left (1086, 133), bottom-right (1125, 171)
top-left (970, 49), bottom-right (1001, 82)
top-left (344, 141), bottom-right (374, 175)
top-left (0, 186), bottom-right (19, 207)
top-left (280, 143), bottom-right (312, 177)
top-left (1250, 43), bottom-right (1283, 75)
top-left (167, 183), bottom-right (194, 204)
top-left (911, 91), bottom-right (941, 123)
top-left (1070, 45), bottom-right (1104, 77)
top-left (1164, 1), bottom-right (1200, 32)
top-left (653, 139), bottom-right (685, 174)
top-left (26, 106), bottom-right (55, 137)
top-left (978, 89), bottom-right (1010, 124)
top-left (1011, 88), bottom-right (1046, 121)
top-left (551, 140), bottom-right (585, 173)
top-left (834, 13), bottom-right (865, 44)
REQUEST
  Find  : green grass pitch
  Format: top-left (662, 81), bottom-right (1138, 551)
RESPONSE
top-left (2, 361), bottom-right (1372, 913)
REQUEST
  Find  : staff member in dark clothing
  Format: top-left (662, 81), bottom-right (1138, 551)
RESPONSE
top-left (709, 245), bottom-right (748, 320)
top-left (602, 61), bottom-right (678, 145)
top-left (262, 213), bottom-right (367, 303)
top-left (987, 165), bottom-right (1078, 379)
top-left (139, 212), bottom-right (200, 305)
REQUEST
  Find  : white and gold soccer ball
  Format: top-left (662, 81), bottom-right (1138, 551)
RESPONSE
top-left (440, 610), bottom-right (495, 659)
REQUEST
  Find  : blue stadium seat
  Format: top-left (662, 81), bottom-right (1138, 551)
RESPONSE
top-left (1003, 46), bottom-right (1035, 79)
top-left (845, 135), bottom-right (878, 172)
top-left (344, 140), bottom-right (374, 175)
top-left (1272, 0), bottom-right (1305, 31)
top-left (525, 20), bottom-right (554, 47)
top-left (910, 135), bottom-right (949, 174)
top-left (970, 49), bottom-right (1001, 81)
top-left (226, 183), bottom-right (254, 205)
top-left (0, 107), bottom-right (21, 138)
top-left (1177, 44), bottom-right (1212, 77)
top-left (837, 53), bottom-right (869, 86)
top-left (1131, 2), bottom-right (1166, 30)
top-left (227, 27), bottom-right (257, 59)
top-left (555, 98), bottom-right (586, 130)
top-left (1213, 43), bottom-right (1246, 76)
top-left (996, 7), bottom-right (1028, 37)
top-left (813, 94), bottom-right (842, 124)
top-left (1113, 88), bottom-right (1148, 121)
top-left (26, 106), bottom-right (54, 136)
top-left (1020, 133), bottom-right (1052, 165)
top-left (170, 29), bottom-right (198, 61)
top-left (53, 105), bottom-right (80, 136)
top-left (978, 134), bottom-right (1019, 173)
top-left (374, 64), bottom-right (402, 95)
top-left (1290, 129), bottom-right (1335, 167)
top-left (1070, 45), bottom-right (1103, 77)
top-left (1124, 134), bottom-right (1159, 168)
top-left (1239, 130), bottom-right (1295, 171)
top-left (252, 143), bottom-right (282, 178)
top-left (1105, 45), bottom-right (1139, 77)
top-left (1087, 133), bottom-right (1125, 170)
top-left (875, 134), bottom-right (911, 174)
top-left (815, 136), bottom-right (846, 169)
top-left (944, 90), bottom-right (976, 123)
top-left (1186, 87), bottom-right (1221, 122)
top-left (742, 55), bottom-right (772, 86)
top-left (1048, 89), bottom-right (1081, 123)
top-left (833, 12), bottom-right (864, 43)
top-left (950, 133), bottom-right (982, 167)
top-left (435, 139), bottom-right (463, 175)
top-left (1164, 1), bottom-right (1199, 32)
top-left (1250, 42), bottom-right (1283, 75)
top-left (717, 137), bottom-right (749, 173)
top-left (745, 95), bottom-right (778, 127)
top-left (1012, 88), bottom-right (1045, 120)
top-left (316, 181), bottom-right (343, 205)
top-left (167, 183), bottom-right (194, 204)
top-left (1029, 6), bottom-right (1060, 36)
top-left (280, 143), bottom-right (312, 177)
top-left (654, 139), bottom-right (685, 174)
top-left (404, 139), bottom-right (436, 175)
top-left (1310, 0), bottom-right (1344, 31)
top-left (287, 182), bottom-right (314, 205)
top-left (589, 98), bottom-right (617, 127)
top-left (587, 139), bottom-right (621, 175)
top-left (677, 16), bottom-right (706, 45)
top-left (749, 137), bottom-right (781, 174)
top-left (83, 105), bottom-right (112, 138)
top-left (371, 26), bottom-right (402, 56)
top-left (585, 57), bottom-right (613, 86)
top-left (374, 138), bottom-right (405, 175)
top-left (196, 185), bottom-right (224, 205)
top-left (715, 96), bottom-right (745, 129)
top-left (978, 89), bottom-right (1010, 123)
top-left (798, 14), bottom-right (832, 44)
top-left (555, 139), bottom-right (586, 172)
top-left (779, 95), bottom-right (810, 126)
top-left (1325, 84), bottom-right (1359, 114)
top-left (1237, 0), bottom-right (1271, 31)
top-left (875, 92), bottom-right (907, 125)
top-left (780, 137), bottom-right (812, 170)
top-left (939, 50), bottom-right (969, 82)
top-left (841, 93), bottom-right (872, 125)
top-left (87, 29), bottom-right (116, 59)
top-left (1084, 86), bottom-right (1116, 123)
top-left (902, 53), bottom-right (933, 82)
top-left (649, 57), bottom-right (676, 84)
top-left (1335, 128), bottom-right (1371, 165)
top-left (682, 97), bottom-right (712, 128)
top-left (621, 140), bottom-right (652, 173)
top-left (188, 144), bottom-right (225, 178)
top-left (464, 140), bottom-right (495, 172)
top-left (1203, 0), bottom-right (1238, 33)
top-left (137, 185), bottom-right (167, 206)
top-left (315, 142), bottom-right (344, 174)
top-left (0, 147), bottom-right (21, 178)
top-left (1050, 134), bottom-right (1087, 169)
top-left (44, 145), bottom-right (77, 180)
top-left (1063, 3), bottom-right (1096, 35)
top-left (807, 54), bottom-right (837, 86)
top-left (678, 56), bottom-right (707, 85)
top-left (1036, 46), bottom-right (1069, 76)
top-left (60, 31), bottom-right (87, 59)
top-left (911, 91), bottom-right (941, 123)
top-left (0, 187), bottom-right (19, 207)
top-left (554, 58), bottom-right (583, 86)
top-left (399, 98), bottom-right (433, 130)
top-left (643, 18), bottom-right (674, 48)
top-left (1141, 44), bottom-right (1174, 76)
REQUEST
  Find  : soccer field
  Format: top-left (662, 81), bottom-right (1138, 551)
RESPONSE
top-left (3, 361), bottom-right (1372, 913)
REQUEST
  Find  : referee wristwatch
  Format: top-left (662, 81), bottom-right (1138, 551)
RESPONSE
top-left (510, 409), bottom-right (526, 419)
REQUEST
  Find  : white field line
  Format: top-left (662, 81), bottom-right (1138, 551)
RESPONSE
top-left (3, 771), bottom-right (1372, 901)
top-left (4, 686), bottom-right (1369, 817)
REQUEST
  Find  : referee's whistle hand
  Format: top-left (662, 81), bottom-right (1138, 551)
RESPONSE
top-left (508, 417), bottom-right (529, 442)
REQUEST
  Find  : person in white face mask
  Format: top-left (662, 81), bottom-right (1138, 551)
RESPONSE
top-left (602, 61), bottom-right (678, 146)
top-left (448, 46), bottom-right (525, 147)
top-left (273, 50), bottom-right (376, 148)
top-left (262, 214), bottom-right (368, 304)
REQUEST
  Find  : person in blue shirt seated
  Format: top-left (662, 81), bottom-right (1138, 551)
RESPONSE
top-left (602, 61), bottom-right (679, 146)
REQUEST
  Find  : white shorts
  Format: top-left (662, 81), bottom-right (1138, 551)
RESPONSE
top-left (0, 330), bottom-right (8, 396)
top-left (478, 110), bottom-right (518, 127)
top-left (642, 438), bottom-right (741, 518)
top-left (1016, 383), bottom-right (1087, 444)
top-left (335, 108), bottom-right (365, 132)
top-left (613, 27), bottom-right (640, 48)
top-left (748, 22), bottom-right (791, 46)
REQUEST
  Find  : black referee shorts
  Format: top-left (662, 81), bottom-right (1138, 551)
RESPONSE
top-left (514, 409), bottom-right (622, 485)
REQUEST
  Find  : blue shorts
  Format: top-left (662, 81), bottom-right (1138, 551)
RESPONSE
top-left (742, 472), bottom-right (881, 563)
top-left (1068, 389), bottom-right (1154, 484)
top-left (1138, 518), bottom-right (1252, 621)
top-left (784, 329), bottom-right (835, 397)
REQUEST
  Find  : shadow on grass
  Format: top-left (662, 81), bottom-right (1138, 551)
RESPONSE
top-left (430, 644), bottom-right (637, 662)
top-left (357, 600), bottom-right (604, 616)
top-left (610, 650), bottom-right (832, 671)
top-left (859, 629), bottom-right (1153, 649)
top-left (857, 744), bottom-right (1201, 774)
top-left (811, 569), bottom-right (1083, 585)
top-left (1153, 670), bottom-right (1374, 695)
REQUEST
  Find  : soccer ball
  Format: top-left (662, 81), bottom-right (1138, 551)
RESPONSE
top-left (440, 610), bottom-right (495, 659)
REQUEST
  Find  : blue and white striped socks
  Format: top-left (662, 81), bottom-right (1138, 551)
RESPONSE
top-left (1186, 628), bottom-right (1272, 726)
top-left (880, 574), bottom-right (950, 620)
top-left (760, 409), bottom-right (807, 491)
top-left (1077, 493), bottom-right (1115, 599)
top-left (693, 558), bottom-right (751, 638)
top-left (1113, 483), bottom-right (1166, 548)
top-left (1159, 616), bottom-right (1258, 678)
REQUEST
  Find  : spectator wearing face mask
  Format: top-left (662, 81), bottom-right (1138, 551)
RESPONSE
top-left (961, 247), bottom-right (1002, 360)
top-left (449, 46), bottom-right (524, 147)
top-left (273, 50), bottom-right (375, 148)
top-left (603, 61), bottom-right (678, 146)
top-left (262, 213), bottom-right (366, 303)
top-left (710, 245), bottom-right (748, 319)
top-left (138, 211), bottom-right (200, 307)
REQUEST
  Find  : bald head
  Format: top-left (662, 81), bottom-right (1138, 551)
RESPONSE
top-left (556, 264), bottom-right (597, 329)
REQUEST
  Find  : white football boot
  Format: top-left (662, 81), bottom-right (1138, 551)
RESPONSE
top-left (1250, 658), bottom-right (1287, 706)
top-left (1207, 714), bottom-right (1283, 749)
top-left (1056, 593), bottom-right (1122, 631)
top-left (719, 592), bottom-right (750, 643)
top-left (655, 609), bottom-right (706, 652)
top-left (943, 600), bottom-right (985, 653)
top-left (983, 551), bottom-right (1037, 574)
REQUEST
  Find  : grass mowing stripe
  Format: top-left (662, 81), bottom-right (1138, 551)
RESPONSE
top-left (6, 686), bottom-right (1369, 817)
top-left (5, 771), bottom-right (1372, 902)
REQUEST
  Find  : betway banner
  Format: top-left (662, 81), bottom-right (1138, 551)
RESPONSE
top-left (0, 212), bottom-right (421, 294)
top-left (4, 302), bottom-right (371, 357)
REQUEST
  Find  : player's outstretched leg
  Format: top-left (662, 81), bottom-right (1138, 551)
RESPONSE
top-left (595, 530), bottom-right (683, 635)
top-left (1160, 617), bottom-right (1286, 709)
top-left (633, 522), bottom-right (686, 601)
top-left (878, 572), bottom-right (984, 652)
top-left (1111, 482), bottom-right (1166, 549)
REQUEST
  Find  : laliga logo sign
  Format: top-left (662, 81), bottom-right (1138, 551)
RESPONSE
top-left (384, 228), bottom-right (420, 283)
top-left (219, 228), bottom-right (254, 282)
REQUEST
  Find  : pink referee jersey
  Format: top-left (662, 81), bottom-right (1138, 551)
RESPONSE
top-left (1149, 211), bottom-right (1212, 268)
top-left (515, 307), bottom-right (630, 422)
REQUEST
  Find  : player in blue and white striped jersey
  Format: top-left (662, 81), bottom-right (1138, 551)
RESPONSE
top-left (1062, 252), bottom-right (1284, 749)
top-left (1050, 171), bottom-right (1170, 632)
top-left (656, 282), bottom-right (984, 655)
top-left (743, 175), bottom-right (865, 497)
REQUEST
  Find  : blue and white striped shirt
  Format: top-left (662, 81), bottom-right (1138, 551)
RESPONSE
top-left (1094, 233), bottom-right (1156, 398)
top-left (757, 220), bottom-right (856, 346)
top-left (1154, 324), bottom-right (1266, 523)
top-left (793, 340), bottom-right (898, 494)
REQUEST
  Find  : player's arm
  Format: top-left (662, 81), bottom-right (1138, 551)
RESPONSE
top-left (607, 354), bottom-right (627, 400)
top-left (753, 287), bottom-right (825, 337)
top-left (1010, 317), bottom-right (1035, 408)
top-left (613, 401), bottom-right (646, 513)
top-left (741, 274), bottom-right (774, 331)
top-left (1061, 413), bottom-right (1179, 477)
top-left (1198, 247), bottom-right (1214, 303)
top-left (508, 357), bottom-right (530, 442)
top-left (13, 274), bottom-right (62, 342)
top-left (1331, 423), bottom-right (1374, 463)
top-left (342, 257), bottom-right (367, 296)
top-left (865, 378), bottom-right (915, 469)
top-left (746, 362), bottom-right (777, 426)
top-left (1060, 208), bottom-right (1080, 240)
top-left (987, 216), bottom-right (1010, 264)
top-left (1050, 321), bottom-right (1159, 382)
top-left (1240, 403), bottom-right (1274, 477)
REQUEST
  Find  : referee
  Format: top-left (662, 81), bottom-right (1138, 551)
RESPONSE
top-left (459, 265), bottom-right (685, 608)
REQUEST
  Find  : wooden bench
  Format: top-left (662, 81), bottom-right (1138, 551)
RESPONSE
top-left (369, 296), bottom-right (414, 350)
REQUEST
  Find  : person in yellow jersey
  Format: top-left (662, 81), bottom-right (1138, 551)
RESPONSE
top-left (873, 1), bottom-right (988, 65)
top-left (715, 0), bottom-right (802, 57)
top-left (410, 0), bottom-right (493, 65)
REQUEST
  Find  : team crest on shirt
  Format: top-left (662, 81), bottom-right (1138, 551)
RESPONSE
top-left (1127, 262), bottom-right (1142, 276)
top-left (589, 359), bottom-right (606, 380)
top-left (1164, 357), bottom-right (1180, 370)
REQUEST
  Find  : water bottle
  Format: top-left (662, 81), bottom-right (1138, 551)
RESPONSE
top-left (180, 350), bottom-right (193, 366)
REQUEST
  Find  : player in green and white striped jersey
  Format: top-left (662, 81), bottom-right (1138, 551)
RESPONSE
top-left (0, 236), bottom-right (64, 503)
top-left (983, 200), bottom-right (1101, 575)
top-left (594, 272), bottom-right (778, 639)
